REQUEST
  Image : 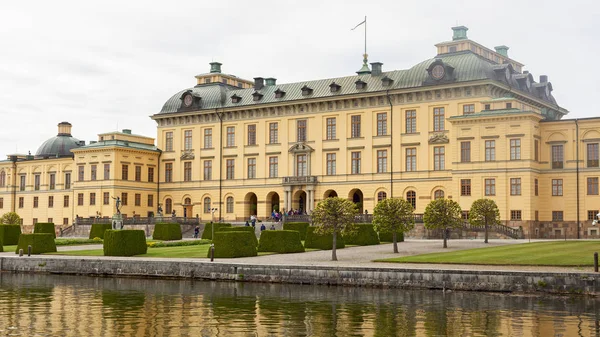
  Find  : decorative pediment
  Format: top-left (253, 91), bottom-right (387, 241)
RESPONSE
top-left (180, 150), bottom-right (195, 160)
top-left (428, 133), bottom-right (449, 144)
top-left (178, 90), bottom-right (201, 111)
top-left (288, 142), bottom-right (314, 153)
top-left (423, 59), bottom-right (456, 85)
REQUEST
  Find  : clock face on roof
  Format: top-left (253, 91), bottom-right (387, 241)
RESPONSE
top-left (184, 94), bottom-right (193, 107)
top-left (431, 64), bottom-right (445, 80)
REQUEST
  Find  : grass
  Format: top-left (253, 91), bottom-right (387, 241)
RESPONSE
top-left (49, 244), bottom-right (213, 258)
top-left (377, 241), bottom-right (600, 266)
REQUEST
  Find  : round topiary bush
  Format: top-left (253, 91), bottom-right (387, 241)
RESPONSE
top-left (282, 222), bottom-right (310, 240)
top-left (378, 231), bottom-right (404, 243)
top-left (342, 223), bottom-right (380, 246)
top-left (201, 222), bottom-right (232, 240)
top-left (103, 230), bottom-right (147, 256)
top-left (258, 230), bottom-right (305, 253)
top-left (15, 233), bottom-right (57, 254)
top-left (89, 224), bottom-right (113, 239)
top-left (0, 225), bottom-right (22, 245)
top-left (303, 227), bottom-right (345, 250)
top-left (34, 223), bottom-right (56, 239)
top-left (218, 227), bottom-right (258, 247)
top-left (152, 223), bottom-right (182, 241)
top-left (208, 231), bottom-right (257, 258)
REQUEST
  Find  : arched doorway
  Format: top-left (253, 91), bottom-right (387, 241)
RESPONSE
top-left (245, 192), bottom-right (258, 218)
top-left (183, 197), bottom-right (192, 218)
top-left (323, 190), bottom-right (338, 199)
top-left (293, 190), bottom-right (307, 214)
top-left (266, 192), bottom-right (280, 216)
top-left (349, 189), bottom-right (364, 214)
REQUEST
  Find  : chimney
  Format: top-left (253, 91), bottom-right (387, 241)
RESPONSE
top-left (370, 62), bottom-right (383, 76)
top-left (265, 78), bottom-right (277, 86)
top-left (57, 121), bottom-right (72, 136)
top-left (494, 45), bottom-right (509, 58)
top-left (451, 26), bottom-right (468, 41)
top-left (78, 141), bottom-right (86, 146)
top-left (254, 77), bottom-right (264, 90)
top-left (540, 75), bottom-right (548, 83)
top-left (209, 62), bottom-right (222, 73)
top-left (122, 129), bottom-right (132, 134)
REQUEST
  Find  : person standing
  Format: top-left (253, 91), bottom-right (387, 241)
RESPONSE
top-left (260, 223), bottom-right (266, 232)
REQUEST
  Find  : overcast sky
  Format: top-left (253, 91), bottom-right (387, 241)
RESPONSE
top-left (1, 0), bottom-right (598, 157)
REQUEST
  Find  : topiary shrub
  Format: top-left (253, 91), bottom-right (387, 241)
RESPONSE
top-left (258, 230), bottom-right (305, 253)
top-left (218, 227), bottom-right (258, 247)
top-left (152, 223), bottom-right (182, 241)
top-left (201, 222), bottom-right (232, 240)
top-left (208, 232), bottom-right (257, 258)
top-left (304, 227), bottom-right (345, 250)
top-left (89, 224), bottom-right (113, 239)
top-left (34, 223), bottom-right (56, 239)
top-left (342, 223), bottom-right (380, 246)
top-left (283, 222), bottom-right (310, 240)
top-left (15, 234), bottom-right (57, 254)
top-left (0, 225), bottom-right (22, 245)
top-left (378, 231), bottom-right (404, 243)
top-left (103, 230), bottom-right (147, 256)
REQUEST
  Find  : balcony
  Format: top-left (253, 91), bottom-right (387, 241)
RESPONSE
top-left (282, 176), bottom-right (318, 185)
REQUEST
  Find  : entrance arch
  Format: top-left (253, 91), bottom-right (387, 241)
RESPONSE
top-left (266, 192), bottom-right (280, 216)
top-left (293, 190), bottom-right (307, 214)
top-left (244, 192), bottom-right (258, 218)
top-left (349, 189), bottom-right (364, 214)
top-left (323, 190), bottom-right (338, 199)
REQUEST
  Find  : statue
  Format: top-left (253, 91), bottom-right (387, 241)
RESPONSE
top-left (157, 204), bottom-right (163, 217)
top-left (112, 196), bottom-right (121, 214)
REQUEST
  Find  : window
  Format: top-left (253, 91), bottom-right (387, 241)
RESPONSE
top-left (377, 191), bottom-right (387, 202)
top-left (121, 193), bottom-right (128, 206)
top-left (510, 210), bottom-right (522, 221)
top-left (226, 197), bottom-right (234, 213)
top-left (326, 118), bottom-right (336, 140)
top-left (34, 175), bottom-right (40, 190)
top-left (63, 218), bottom-right (69, 226)
top-left (588, 177), bottom-right (599, 195)
top-left (165, 132), bottom-right (173, 151)
top-left (226, 159), bottom-right (235, 179)
top-left (552, 145), bottom-right (563, 169)
top-left (484, 104), bottom-right (491, 110)
top-left (460, 142), bottom-right (471, 163)
top-left (377, 113), bottom-right (387, 136)
top-left (132, 166), bottom-right (140, 182)
top-left (148, 195), bottom-right (154, 207)
top-left (485, 140), bottom-right (495, 161)
top-left (510, 178), bottom-right (521, 195)
top-left (182, 130), bottom-right (193, 151)
top-left (19, 175), bottom-right (25, 191)
top-left (406, 148), bottom-right (416, 172)
top-left (534, 139), bottom-right (539, 161)
top-left (407, 191), bottom-right (416, 209)
top-left (434, 190), bottom-right (445, 199)
top-left (405, 110), bottom-right (416, 133)
top-left (78, 166), bottom-right (84, 181)
top-left (184, 162), bottom-right (192, 182)
top-left (103, 164), bottom-right (110, 180)
top-left (103, 192), bottom-right (109, 205)
top-left (510, 139), bottom-right (521, 160)
top-left (33, 196), bottom-right (39, 208)
top-left (269, 157), bottom-right (278, 178)
top-left (18, 197), bottom-right (23, 208)
top-left (203, 197), bottom-right (211, 213)
top-left (64, 195), bottom-right (69, 207)
top-left (326, 153), bottom-right (336, 175)
top-left (552, 211), bottom-right (564, 222)
top-left (588, 210), bottom-right (599, 221)
top-left (0, 171), bottom-right (5, 187)
top-left (534, 178), bottom-right (539, 196)
top-left (463, 104), bottom-right (475, 115)
top-left (485, 178), bottom-right (496, 196)
top-left (506, 102), bottom-right (512, 109)
top-left (247, 158), bottom-right (256, 179)
top-left (377, 150), bottom-right (387, 173)
top-left (204, 128), bottom-right (213, 149)
top-left (0, 197), bottom-right (3, 209)
top-left (204, 160), bottom-right (212, 180)
top-left (165, 198), bottom-right (172, 214)
top-left (552, 179), bottom-right (563, 196)
top-left (433, 146), bottom-right (445, 170)
top-left (226, 126), bottom-right (235, 147)
top-left (247, 124), bottom-right (256, 145)
top-left (588, 143), bottom-right (599, 167)
top-left (461, 179), bottom-right (471, 196)
top-left (165, 163), bottom-right (172, 182)
top-left (296, 155), bottom-right (307, 176)
top-left (351, 115), bottom-right (362, 138)
top-left (148, 167), bottom-right (154, 183)
top-left (89, 193), bottom-right (95, 206)
top-left (535, 211), bottom-right (539, 221)
top-left (78, 193), bottom-right (84, 206)
top-left (122, 164), bottom-right (128, 180)
top-left (433, 107), bottom-right (445, 131)
top-left (91, 165), bottom-right (97, 181)
top-left (351, 152), bottom-right (361, 174)
top-left (135, 194), bottom-right (141, 207)
top-left (297, 120), bottom-right (307, 142)
top-left (269, 123), bottom-right (278, 144)
top-left (64, 172), bottom-right (71, 190)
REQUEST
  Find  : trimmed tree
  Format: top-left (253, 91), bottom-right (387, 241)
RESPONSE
top-left (423, 198), bottom-right (463, 248)
top-left (468, 198), bottom-right (501, 243)
top-left (1, 212), bottom-right (21, 225)
top-left (372, 198), bottom-right (415, 253)
top-left (310, 197), bottom-right (358, 261)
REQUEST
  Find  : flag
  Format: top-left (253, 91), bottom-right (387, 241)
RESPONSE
top-left (351, 18), bottom-right (366, 30)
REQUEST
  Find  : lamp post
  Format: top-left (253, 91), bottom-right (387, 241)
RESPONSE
top-left (210, 207), bottom-right (218, 261)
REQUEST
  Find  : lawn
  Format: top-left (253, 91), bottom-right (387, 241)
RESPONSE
top-left (377, 241), bottom-right (600, 266)
top-left (49, 244), bottom-right (277, 258)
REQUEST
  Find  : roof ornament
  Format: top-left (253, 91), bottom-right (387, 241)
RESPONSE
top-left (352, 16), bottom-right (371, 75)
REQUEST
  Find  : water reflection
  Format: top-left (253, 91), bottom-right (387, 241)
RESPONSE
top-left (0, 273), bottom-right (597, 336)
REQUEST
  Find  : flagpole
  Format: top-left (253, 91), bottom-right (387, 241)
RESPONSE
top-left (364, 16), bottom-right (367, 57)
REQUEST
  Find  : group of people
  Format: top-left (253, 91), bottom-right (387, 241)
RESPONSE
top-left (245, 215), bottom-right (276, 231)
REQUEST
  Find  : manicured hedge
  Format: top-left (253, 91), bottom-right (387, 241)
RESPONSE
top-left (342, 224), bottom-right (380, 246)
top-left (89, 224), bottom-right (113, 239)
top-left (152, 223), bottom-right (182, 241)
top-left (201, 222), bottom-right (232, 240)
top-left (103, 230), bottom-right (147, 256)
top-left (378, 231), bottom-right (405, 243)
top-left (0, 225), bottom-right (22, 245)
top-left (34, 222), bottom-right (56, 239)
top-left (15, 233), bottom-right (57, 254)
top-left (218, 227), bottom-right (258, 247)
top-left (258, 230), bottom-right (305, 253)
top-left (283, 222), bottom-right (310, 240)
top-left (304, 227), bottom-right (345, 250)
top-left (208, 232), bottom-right (257, 258)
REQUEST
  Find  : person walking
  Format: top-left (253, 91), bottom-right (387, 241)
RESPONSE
top-left (193, 226), bottom-right (200, 239)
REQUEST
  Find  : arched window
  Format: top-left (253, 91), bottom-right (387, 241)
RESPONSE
top-left (377, 191), bottom-right (387, 202)
top-left (226, 197), bottom-right (234, 213)
top-left (434, 190), bottom-right (444, 200)
top-left (165, 198), bottom-right (172, 214)
top-left (204, 197), bottom-right (211, 213)
top-left (184, 197), bottom-right (191, 205)
top-left (0, 171), bottom-right (5, 187)
top-left (406, 191), bottom-right (416, 209)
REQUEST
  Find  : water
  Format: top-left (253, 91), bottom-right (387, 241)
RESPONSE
top-left (0, 273), bottom-right (598, 336)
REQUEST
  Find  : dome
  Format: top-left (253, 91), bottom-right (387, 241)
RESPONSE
top-left (35, 122), bottom-right (82, 158)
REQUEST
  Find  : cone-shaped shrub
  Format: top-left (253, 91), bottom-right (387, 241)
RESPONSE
top-left (15, 233), bottom-right (56, 254)
top-left (304, 227), bottom-right (345, 250)
top-left (282, 222), bottom-right (310, 240)
top-left (89, 224), bottom-right (113, 239)
top-left (208, 231), bottom-right (257, 258)
top-left (258, 230), bottom-right (304, 253)
top-left (103, 230), bottom-right (147, 256)
top-left (152, 223), bottom-right (182, 240)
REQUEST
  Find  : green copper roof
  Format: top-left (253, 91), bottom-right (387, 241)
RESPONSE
top-left (73, 140), bottom-right (160, 152)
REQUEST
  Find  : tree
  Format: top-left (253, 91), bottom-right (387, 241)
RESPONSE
top-left (468, 198), bottom-right (501, 243)
top-left (1, 212), bottom-right (21, 225)
top-left (423, 198), bottom-right (462, 248)
top-left (372, 198), bottom-right (415, 253)
top-left (311, 197), bottom-right (358, 261)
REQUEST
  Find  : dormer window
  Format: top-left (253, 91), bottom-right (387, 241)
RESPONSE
top-left (381, 76), bottom-right (393, 87)
top-left (329, 82), bottom-right (341, 93)
top-left (252, 91), bottom-right (263, 102)
top-left (301, 85), bottom-right (313, 96)
top-left (355, 79), bottom-right (367, 89)
top-left (231, 94), bottom-right (242, 104)
top-left (274, 88), bottom-right (286, 98)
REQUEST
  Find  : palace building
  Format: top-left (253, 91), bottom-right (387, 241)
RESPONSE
top-left (1, 26), bottom-right (600, 237)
